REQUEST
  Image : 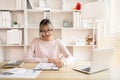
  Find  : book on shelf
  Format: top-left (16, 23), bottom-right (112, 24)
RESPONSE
top-left (0, 11), bottom-right (12, 28)
top-left (44, 11), bottom-right (51, 19)
top-left (73, 11), bottom-right (81, 28)
top-left (5, 11), bottom-right (12, 28)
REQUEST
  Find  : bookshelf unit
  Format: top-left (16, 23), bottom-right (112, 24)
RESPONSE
top-left (0, 0), bottom-right (25, 61)
top-left (0, 0), bottom-right (105, 62)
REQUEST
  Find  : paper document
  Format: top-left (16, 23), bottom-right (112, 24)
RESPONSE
top-left (35, 63), bottom-right (59, 71)
top-left (0, 68), bottom-right (41, 78)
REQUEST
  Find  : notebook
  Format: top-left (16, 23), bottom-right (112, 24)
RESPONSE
top-left (73, 48), bottom-right (113, 74)
top-left (2, 60), bottom-right (24, 68)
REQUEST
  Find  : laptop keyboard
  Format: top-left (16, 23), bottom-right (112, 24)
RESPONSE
top-left (81, 67), bottom-right (90, 72)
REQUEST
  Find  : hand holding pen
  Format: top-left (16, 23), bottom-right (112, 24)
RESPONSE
top-left (48, 56), bottom-right (64, 68)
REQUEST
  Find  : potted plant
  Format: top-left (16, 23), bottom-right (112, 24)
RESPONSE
top-left (13, 21), bottom-right (18, 27)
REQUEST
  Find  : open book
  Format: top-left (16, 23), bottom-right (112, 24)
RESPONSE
top-left (35, 63), bottom-right (59, 71)
top-left (2, 60), bottom-right (24, 68)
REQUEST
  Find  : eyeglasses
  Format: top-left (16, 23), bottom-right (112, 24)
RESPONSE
top-left (40, 29), bottom-right (53, 34)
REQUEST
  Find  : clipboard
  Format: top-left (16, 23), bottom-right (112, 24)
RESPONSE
top-left (2, 60), bottom-right (24, 68)
top-left (35, 63), bottom-right (59, 71)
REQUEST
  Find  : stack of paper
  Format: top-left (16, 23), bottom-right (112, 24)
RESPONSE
top-left (7, 29), bottom-right (22, 45)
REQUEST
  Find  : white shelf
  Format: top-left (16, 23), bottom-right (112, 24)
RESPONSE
top-left (0, 44), bottom-right (24, 47)
top-left (27, 9), bottom-right (81, 13)
top-left (27, 8), bottom-right (82, 11)
top-left (27, 9), bottom-right (45, 12)
top-left (61, 27), bottom-right (96, 30)
top-left (26, 27), bottom-right (97, 30)
top-left (26, 27), bottom-right (39, 29)
top-left (51, 9), bottom-right (73, 13)
top-left (0, 27), bottom-right (24, 30)
top-left (66, 45), bottom-right (96, 47)
top-left (0, 9), bottom-right (24, 11)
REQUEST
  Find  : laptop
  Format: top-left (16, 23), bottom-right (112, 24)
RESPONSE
top-left (73, 48), bottom-right (113, 74)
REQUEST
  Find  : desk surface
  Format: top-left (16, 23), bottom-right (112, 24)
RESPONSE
top-left (0, 62), bottom-right (120, 80)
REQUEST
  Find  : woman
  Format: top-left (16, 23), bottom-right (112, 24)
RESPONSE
top-left (24, 19), bottom-right (73, 68)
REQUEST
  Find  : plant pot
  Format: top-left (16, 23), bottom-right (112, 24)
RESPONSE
top-left (14, 24), bottom-right (18, 27)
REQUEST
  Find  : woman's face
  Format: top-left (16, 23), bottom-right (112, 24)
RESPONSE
top-left (40, 25), bottom-right (53, 39)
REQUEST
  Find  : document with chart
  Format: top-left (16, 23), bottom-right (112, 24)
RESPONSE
top-left (0, 68), bottom-right (41, 78)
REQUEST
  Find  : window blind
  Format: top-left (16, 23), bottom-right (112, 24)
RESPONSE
top-left (110, 0), bottom-right (120, 54)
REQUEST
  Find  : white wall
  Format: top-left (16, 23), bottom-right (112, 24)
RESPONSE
top-left (110, 0), bottom-right (120, 68)
top-left (111, 0), bottom-right (120, 25)
top-left (81, 1), bottom-right (106, 19)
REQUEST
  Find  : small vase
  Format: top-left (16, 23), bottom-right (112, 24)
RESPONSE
top-left (63, 21), bottom-right (70, 27)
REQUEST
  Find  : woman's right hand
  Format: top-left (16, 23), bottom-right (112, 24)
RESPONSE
top-left (54, 59), bottom-right (64, 68)
top-left (48, 58), bottom-right (64, 68)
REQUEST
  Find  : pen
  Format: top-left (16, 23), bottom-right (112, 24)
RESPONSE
top-left (33, 68), bottom-right (41, 73)
top-left (59, 55), bottom-right (63, 60)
